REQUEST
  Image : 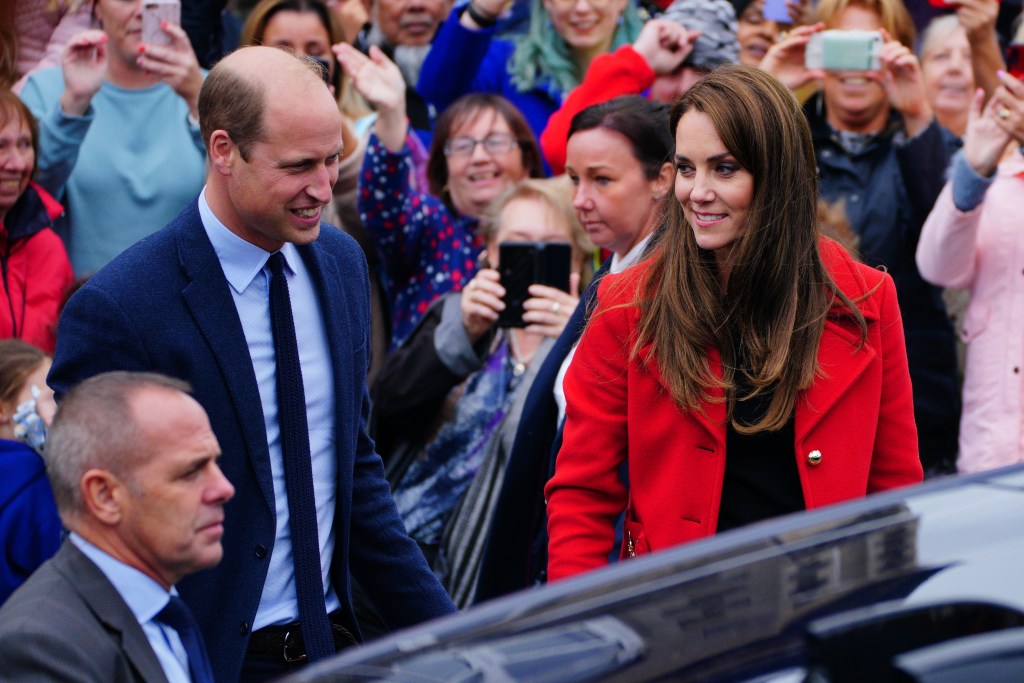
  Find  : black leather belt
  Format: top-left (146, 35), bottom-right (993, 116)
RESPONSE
top-left (246, 612), bottom-right (358, 663)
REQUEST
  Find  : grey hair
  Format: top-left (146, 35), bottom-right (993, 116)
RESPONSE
top-left (44, 372), bottom-right (192, 521)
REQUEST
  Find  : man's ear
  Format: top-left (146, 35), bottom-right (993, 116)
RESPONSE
top-left (80, 469), bottom-right (126, 526)
top-left (208, 129), bottom-right (238, 177)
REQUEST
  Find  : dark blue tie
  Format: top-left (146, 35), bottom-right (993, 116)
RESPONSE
top-left (267, 252), bottom-right (334, 661)
top-left (156, 595), bottom-right (214, 683)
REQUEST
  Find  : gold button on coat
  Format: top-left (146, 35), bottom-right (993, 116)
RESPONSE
top-left (807, 450), bottom-right (822, 465)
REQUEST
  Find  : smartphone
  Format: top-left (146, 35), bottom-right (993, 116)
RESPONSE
top-left (1008, 44), bottom-right (1024, 80)
top-left (805, 30), bottom-right (883, 72)
top-left (496, 242), bottom-right (572, 328)
top-left (141, 0), bottom-right (180, 47)
top-left (763, 0), bottom-right (791, 24)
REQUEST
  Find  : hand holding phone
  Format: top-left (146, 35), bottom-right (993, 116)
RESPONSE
top-left (141, 0), bottom-right (180, 47)
top-left (805, 30), bottom-right (882, 71)
top-left (496, 242), bottom-right (572, 328)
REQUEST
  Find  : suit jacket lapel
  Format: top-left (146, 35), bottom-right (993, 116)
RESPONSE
top-left (175, 209), bottom-right (276, 510)
top-left (55, 544), bottom-right (170, 683)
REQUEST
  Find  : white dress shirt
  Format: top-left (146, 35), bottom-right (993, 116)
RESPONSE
top-left (70, 534), bottom-right (191, 683)
top-left (199, 189), bottom-right (340, 629)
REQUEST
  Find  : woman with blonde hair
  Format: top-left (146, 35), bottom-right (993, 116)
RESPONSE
top-left (373, 176), bottom-right (589, 607)
top-left (545, 66), bottom-right (923, 580)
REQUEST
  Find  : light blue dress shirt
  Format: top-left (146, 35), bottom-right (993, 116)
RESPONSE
top-left (199, 190), bottom-right (340, 630)
top-left (70, 533), bottom-right (191, 683)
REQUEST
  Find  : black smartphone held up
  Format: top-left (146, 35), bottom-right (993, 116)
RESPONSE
top-left (496, 241), bottom-right (572, 328)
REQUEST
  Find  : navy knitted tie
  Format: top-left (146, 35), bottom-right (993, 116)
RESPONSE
top-left (156, 595), bottom-right (214, 683)
top-left (267, 252), bottom-right (334, 661)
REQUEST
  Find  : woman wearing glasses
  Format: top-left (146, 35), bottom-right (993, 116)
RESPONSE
top-left (337, 43), bottom-right (544, 347)
top-left (415, 0), bottom-right (643, 145)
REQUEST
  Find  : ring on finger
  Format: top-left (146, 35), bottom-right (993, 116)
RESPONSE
top-left (551, 302), bottom-right (560, 314)
top-left (999, 107), bottom-right (1011, 121)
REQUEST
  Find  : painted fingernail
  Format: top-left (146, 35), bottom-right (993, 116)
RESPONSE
top-left (138, 44), bottom-right (146, 53)
top-left (997, 70), bottom-right (1006, 79)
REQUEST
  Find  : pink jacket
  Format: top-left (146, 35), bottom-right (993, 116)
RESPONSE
top-left (916, 153), bottom-right (1024, 473)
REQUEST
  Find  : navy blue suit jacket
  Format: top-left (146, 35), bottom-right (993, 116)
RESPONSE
top-left (49, 201), bottom-right (456, 683)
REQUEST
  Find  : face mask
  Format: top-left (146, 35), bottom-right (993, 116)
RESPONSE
top-left (13, 385), bottom-right (48, 454)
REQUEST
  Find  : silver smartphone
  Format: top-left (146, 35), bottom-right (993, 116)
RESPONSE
top-left (805, 30), bottom-right (883, 71)
top-left (141, 0), bottom-right (180, 47)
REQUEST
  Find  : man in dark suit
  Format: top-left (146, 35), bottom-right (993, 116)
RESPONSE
top-left (0, 371), bottom-right (234, 682)
top-left (49, 46), bottom-right (456, 683)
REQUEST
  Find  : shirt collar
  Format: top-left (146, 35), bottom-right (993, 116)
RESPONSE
top-left (610, 234), bottom-right (653, 274)
top-left (198, 188), bottom-right (301, 293)
top-left (70, 532), bottom-right (174, 624)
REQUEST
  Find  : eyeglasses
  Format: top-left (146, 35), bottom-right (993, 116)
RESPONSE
top-left (444, 133), bottom-right (520, 158)
top-left (546, 0), bottom-right (618, 10)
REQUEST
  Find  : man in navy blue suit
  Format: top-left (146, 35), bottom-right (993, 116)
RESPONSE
top-left (49, 46), bottom-right (456, 683)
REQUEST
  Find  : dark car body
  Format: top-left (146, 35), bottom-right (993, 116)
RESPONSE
top-left (287, 465), bottom-right (1024, 682)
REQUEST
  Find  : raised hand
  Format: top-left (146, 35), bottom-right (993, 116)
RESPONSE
top-left (879, 30), bottom-right (932, 136)
top-left (758, 22), bottom-right (825, 91)
top-left (136, 21), bottom-right (203, 118)
top-left (334, 43), bottom-right (408, 151)
top-left (955, 0), bottom-right (999, 37)
top-left (633, 18), bottom-right (700, 76)
top-left (991, 71), bottom-right (1024, 144)
top-left (962, 87), bottom-right (1012, 177)
top-left (333, 43), bottom-right (405, 113)
top-left (60, 30), bottom-right (109, 116)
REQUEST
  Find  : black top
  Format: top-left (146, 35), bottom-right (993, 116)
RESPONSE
top-left (716, 373), bottom-right (804, 533)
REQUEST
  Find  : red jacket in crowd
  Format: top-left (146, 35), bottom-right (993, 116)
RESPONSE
top-left (0, 182), bottom-right (74, 353)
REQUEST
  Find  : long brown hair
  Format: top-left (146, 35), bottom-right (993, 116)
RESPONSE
top-left (634, 65), bottom-right (866, 433)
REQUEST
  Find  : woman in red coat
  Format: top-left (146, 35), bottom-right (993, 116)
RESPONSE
top-left (544, 65), bottom-right (923, 582)
top-left (0, 91), bottom-right (73, 354)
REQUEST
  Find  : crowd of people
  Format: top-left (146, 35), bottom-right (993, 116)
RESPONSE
top-left (2, 0), bottom-right (1024, 679)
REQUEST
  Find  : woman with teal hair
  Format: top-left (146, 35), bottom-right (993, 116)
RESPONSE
top-left (417, 0), bottom-right (642, 147)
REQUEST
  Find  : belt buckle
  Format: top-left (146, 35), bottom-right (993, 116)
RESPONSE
top-left (282, 629), bottom-right (307, 664)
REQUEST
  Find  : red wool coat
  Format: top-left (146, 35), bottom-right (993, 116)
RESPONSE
top-left (545, 239), bottom-right (923, 581)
